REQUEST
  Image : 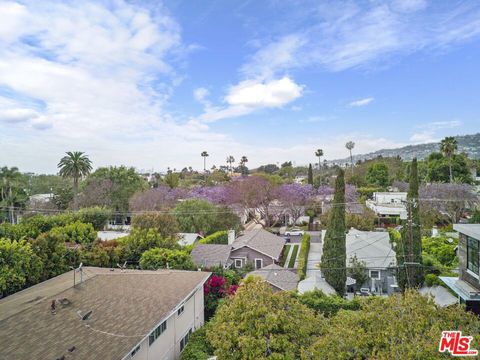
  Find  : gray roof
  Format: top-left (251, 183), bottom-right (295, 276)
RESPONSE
top-left (321, 229), bottom-right (396, 269)
top-left (249, 264), bottom-right (299, 291)
top-left (177, 233), bottom-right (203, 246)
top-left (232, 229), bottom-right (286, 260)
top-left (0, 267), bottom-right (210, 360)
top-left (453, 224), bottom-right (480, 240)
top-left (191, 244), bottom-right (231, 268)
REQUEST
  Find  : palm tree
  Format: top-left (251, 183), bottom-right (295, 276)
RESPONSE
top-left (240, 156), bottom-right (248, 176)
top-left (201, 151), bottom-right (209, 182)
top-left (57, 151), bottom-right (92, 196)
top-left (440, 136), bottom-right (458, 183)
top-left (226, 155), bottom-right (235, 173)
top-left (315, 149), bottom-right (323, 170)
top-left (345, 141), bottom-right (355, 176)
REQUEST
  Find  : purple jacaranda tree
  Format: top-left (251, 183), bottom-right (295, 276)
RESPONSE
top-left (189, 185), bottom-right (230, 205)
top-left (129, 185), bottom-right (188, 211)
top-left (276, 183), bottom-right (315, 225)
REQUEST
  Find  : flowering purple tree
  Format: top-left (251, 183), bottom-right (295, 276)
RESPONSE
top-left (129, 185), bottom-right (187, 211)
top-left (277, 183), bottom-right (315, 225)
top-left (189, 185), bottom-right (230, 205)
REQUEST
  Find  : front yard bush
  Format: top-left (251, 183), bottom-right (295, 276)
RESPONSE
top-left (297, 233), bottom-right (310, 280)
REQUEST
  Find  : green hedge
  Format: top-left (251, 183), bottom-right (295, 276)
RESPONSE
top-left (198, 230), bottom-right (228, 245)
top-left (297, 233), bottom-right (310, 280)
top-left (288, 244), bottom-right (299, 268)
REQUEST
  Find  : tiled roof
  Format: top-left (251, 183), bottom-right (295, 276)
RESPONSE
top-left (191, 244), bottom-right (231, 268)
top-left (249, 264), bottom-right (299, 291)
top-left (232, 229), bottom-right (285, 260)
top-left (0, 267), bottom-right (210, 360)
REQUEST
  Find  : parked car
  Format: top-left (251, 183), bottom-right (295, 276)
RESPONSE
top-left (356, 288), bottom-right (373, 296)
top-left (284, 228), bottom-right (305, 236)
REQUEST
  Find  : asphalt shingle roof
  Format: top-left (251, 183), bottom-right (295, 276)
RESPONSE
top-left (190, 244), bottom-right (231, 268)
top-left (249, 264), bottom-right (299, 291)
top-left (232, 229), bottom-right (286, 260)
top-left (0, 267), bottom-right (210, 360)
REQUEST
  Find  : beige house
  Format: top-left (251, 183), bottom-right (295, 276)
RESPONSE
top-left (0, 267), bottom-right (210, 360)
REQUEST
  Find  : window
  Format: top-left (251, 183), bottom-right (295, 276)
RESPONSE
top-left (255, 258), bottom-right (263, 269)
top-left (234, 259), bottom-right (243, 268)
top-left (369, 270), bottom-right (381, 280)
top-left (177, 305), bottom-right (184, 316)
top-left (149, 320), bottom-right (167, 346)
top-left (467, 236), bottom-right (479, 276)
top-left (180, 329), bottom-right (193, 352)
top-left (130, 345), bottom-right (140, 357)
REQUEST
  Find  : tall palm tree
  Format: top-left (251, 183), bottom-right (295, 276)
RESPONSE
top-left (315, 149), bottom-right (323, 170)
top-left (345, 141), bottom-right (355, 176)
top-left (201, 151), bottom-right (209, 183)
top-left (226, 155), bottom-right (235, 173)
top-left (57, 151), bottom-right (92, 196)
top-left (440, 136), bottom-right (458, 183)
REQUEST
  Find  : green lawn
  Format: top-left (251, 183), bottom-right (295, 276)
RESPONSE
top-left (287, 244), bottom-right (300, 268)
top-left (280, 244), bottom-right (291, 266)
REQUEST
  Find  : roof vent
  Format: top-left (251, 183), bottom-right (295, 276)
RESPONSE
top-left (77, 310), bottom-right (93, 321)
top-left (51, 300), bottom-right (56, 315)
top-left (68, 346), bottom-right (76, 353)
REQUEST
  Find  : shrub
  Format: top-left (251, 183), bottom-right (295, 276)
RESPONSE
top-left (180, 326), bottom-right (214, 360)
top-left (297, 233), bottom-right (310, 280)
top-left (50, 221), bottom-right (97, 245)
top-left (139, 248), bottom-right (194, 270)
top-left (298, 290), bottom-right (361, 317)
top-left (131, 213), bottom-right (179, 238)
top-left (77, 207), bottom-right (112, 230)
top-left (199, 230), bottom-right (228, 245)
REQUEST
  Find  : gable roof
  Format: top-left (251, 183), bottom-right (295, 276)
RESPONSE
top-left (0, 267), bottom-right (210, 360)
top-left (191, 244), bottom-right (231, 268)
top-left (232, 229), bottom-right (286, 260)
top-left (177, 232), bottom-right (203, 246)
top-left (249, 264), bottom-right (299, 291)
top-left (321, 229), bottom-right (396, 269)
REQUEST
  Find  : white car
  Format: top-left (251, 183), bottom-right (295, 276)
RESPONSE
top-left (284, 228), bottom-right (305, 236)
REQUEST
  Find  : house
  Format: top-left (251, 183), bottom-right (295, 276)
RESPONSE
top-left (177, 233), bottom-right (203, 247)
top-left (191, 244), bottom-right (232, 269)
top-left (190, 229), bottom-right (286, 270)
top-left (366, 192), bottom-right (407, 218)
top-left (440, 224), bottom-right (480, 315)
top-left (0, 267), bottom-right (210, 360)
top-left (230, 229), bottom-right (286, 270)
top-left (321, 229), bottom-right (397, 294)
top-left (248, 264), bottom-right (299, 292)
top-left (97, 230), bottom-right (129, 241)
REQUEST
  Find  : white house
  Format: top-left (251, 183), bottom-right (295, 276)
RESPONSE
top-left (366, 192), bottom-right (407, 218)
top-left (0, 267), bottom-right (210, 360)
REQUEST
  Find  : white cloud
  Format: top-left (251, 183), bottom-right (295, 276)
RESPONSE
top-left (240, 2), bottom-right (480, 76)
top-left (197, 77), bottom-right (303, 122)
top-left (410, 120), bottom-right (462, 143)
top-left (349, 97), bottom-right (374, 107)
top-left (193, 87), bottom-right (210, 102)
top-left (0, 107), bottom-right (39, 123)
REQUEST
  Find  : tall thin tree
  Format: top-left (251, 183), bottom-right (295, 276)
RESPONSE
top-left (315, 149), bottom-right (323, 171)
top-left (226, 155), bottom-right (235, 173)
top-left (345, 141), bottom-right (355, 176)
top-left (57, 151), bottom-right (92, 197)
top-left (440, 136), bottom-right (458, 183)
top-left (239, 156), bottom-right (248, 176)
top-left (320, 168), bottom-right (346, 296)
top-left (308, 163), bottom-right (313, 185)
top-left (201, 151), bottom-right (209, 183)
top-left (396, 158), bottom-right (423, 290)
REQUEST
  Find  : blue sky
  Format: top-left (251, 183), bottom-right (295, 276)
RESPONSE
top-left (0, 0), bottom-right (479, 173)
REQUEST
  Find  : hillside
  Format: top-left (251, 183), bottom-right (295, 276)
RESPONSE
top-left (333, 133), bottom-right (480, 163)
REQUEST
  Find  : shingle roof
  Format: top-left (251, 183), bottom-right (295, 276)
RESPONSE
top-left (232, 229), bottom-right (286, 260)
top-left (177, 233), bottom-right (203, 246)
top-left (321, 229), bottom-right (396, 268)
top-left (0, 267), bottom-right (210, 360)
top-left (191, 244), bottom-right (231, 268)
top-left (249, 264), bottom-right (299, 291)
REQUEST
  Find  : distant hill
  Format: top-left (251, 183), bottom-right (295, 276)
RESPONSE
top-left (332, 133), bottom-right (480, 164)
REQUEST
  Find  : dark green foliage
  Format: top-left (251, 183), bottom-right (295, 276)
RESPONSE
top-left (139, 248), bottom-right (195, 270)
top-left (297, 233), bottom-right (310, 280)
top-left (198, 231), bottom-right (228, 245)
top-left (308, 163), bottom-right (313, 185)
top-left (50, 221), bottom-right (97, 245)
top-left (321, 169), bottom-right (346, 295)
top-left (131, 213), bottom-right (180, 238)
top-left (397, 158), bottom-right (424, 290)
top-left (347, 255), bottom-right (368, 291)
top-left (76, 207), bottom-right (112, 230)
top-left (470, 209), bottom-right (480, 223)
top-left (180, 327), bottom-right (214, 360)
top-left (366, 162), bottom-right (390, 188)
top-left (423, 152), bottom-right (472, 184)
top-left (297, 290), bottom-right (361, 317)
top-left (81, 240), bottom-right (119, 267)
top-left (30, 232), bottom-right (68, 281)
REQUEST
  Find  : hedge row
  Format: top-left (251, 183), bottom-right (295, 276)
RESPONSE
top-left (297, 233), bottom-right (311, 280)
top-left (198, 230), bottom-right (228, 245)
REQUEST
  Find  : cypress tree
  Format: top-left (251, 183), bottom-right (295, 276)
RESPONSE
top-left (321, 168), bottom-right (346, 295)
top-left (308, 163), bottom-right (313, 185)
top-left (396, 158), bottom-right (424, 290)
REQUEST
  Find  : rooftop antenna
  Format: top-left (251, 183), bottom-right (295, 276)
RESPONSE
top-left (71, 262), bottom-right (83, 288)
top-left (117, 261), bottom-right (127, 272)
